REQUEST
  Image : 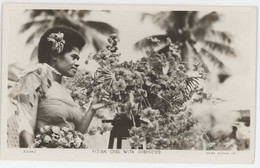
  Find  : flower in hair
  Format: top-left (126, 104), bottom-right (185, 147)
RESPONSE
top-left (47, 31), bottom-right (65, 53)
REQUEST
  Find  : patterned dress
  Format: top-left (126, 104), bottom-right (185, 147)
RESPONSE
top-left (8, 63), bottom-right (83, 147)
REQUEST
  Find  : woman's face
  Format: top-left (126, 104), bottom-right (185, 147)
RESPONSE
top-left (54, 47), bottom-right (80, 77)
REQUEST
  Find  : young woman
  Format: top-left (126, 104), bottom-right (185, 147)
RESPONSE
top-left (9, 26), bottom-right (107, 148)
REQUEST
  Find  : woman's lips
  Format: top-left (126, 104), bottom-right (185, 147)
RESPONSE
top-left (71, 67), bottom-right (78, 72)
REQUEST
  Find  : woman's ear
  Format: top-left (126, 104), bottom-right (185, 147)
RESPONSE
top-left (51, 53), bottom-right (58, 62)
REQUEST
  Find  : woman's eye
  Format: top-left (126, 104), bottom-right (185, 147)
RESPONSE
top-left (72, 55), bottom-right (79, 60)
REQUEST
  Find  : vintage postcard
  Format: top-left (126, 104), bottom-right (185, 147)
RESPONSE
top-left (1, 3), bottom-right (257, 163)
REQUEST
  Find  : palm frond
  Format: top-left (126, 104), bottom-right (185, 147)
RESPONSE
top-left (170, 11), bottom-right (190, 30)
top-left (25, 23), bottom-right (50, 44)
top-left (19, 19), bottom-right (51, 34)
top-left (26, 10), bottom-right (43, 18)
top-left (77, 10), bottom-right (91, 18)
top-left (26, 33), bottom-right (35, 44)
top-left (186, 42), bottom-right (210, 72)
top-left (140, 12), bottom-right (153, 22)
top-left (192, 28), bottom-right (233, 45)
top-left (187, 11), bottom-right (199, 28)
top-left (141, 12), bottom-right (168, 22)
top-left (196, 12), bottom-right (220, 28)
top-left (27, 10), bottom-right (56, 19)
top-left (134, 35), bottom-right (168, 50)
top-left (92, 37), bottom-right (108, 51)
top-left (83, 21), bottom-right (118, 35)
top-left (35, 22), bottom-right (52, 36)
top-left (203, 40), bottom-right (236, 56)
top-left (66, 10), bottom-right (91, 19)
top-left (193, 54), bottom-right (210, 73)
top-left (53, 15), bottom-right (85, 36)
top-left (192, 26), bottom-right (210, 41)
top-left (210, 30), bottom-right (232, 43)
top-left (30, 46), bottom-right (38, 63)
top-left (191, 12), bottom-right (220, 41)
top-left (200, 48), bottom-right (225, 69)
top-left (141, 12), bottom-right (172, 31)
top-left (218, 72), bottom-right (230, 83)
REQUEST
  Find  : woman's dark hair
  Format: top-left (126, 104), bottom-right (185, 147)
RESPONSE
top-left (38, 26), bottom-right (86, 64)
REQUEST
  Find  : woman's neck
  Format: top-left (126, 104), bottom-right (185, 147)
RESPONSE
top-left (52, 71), bottom-right (62, 84)
top-left (48, 62), bottom-right (62, 83)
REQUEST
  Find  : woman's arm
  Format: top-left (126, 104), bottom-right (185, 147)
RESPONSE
top-left (78, 106), bottom-right (97, 133)
top-left (77, 94), bottom-right (108, 133)
top-left (19, 131), bottom-right (35, 148)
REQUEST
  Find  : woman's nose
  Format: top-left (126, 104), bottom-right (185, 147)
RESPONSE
top-left (74, 59), bottom-right (80, 67)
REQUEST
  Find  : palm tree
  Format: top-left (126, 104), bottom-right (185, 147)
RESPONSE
top-left (20, 10), bottom-right (118, 62)
top-left (135, 11), bottom-right (235, 83)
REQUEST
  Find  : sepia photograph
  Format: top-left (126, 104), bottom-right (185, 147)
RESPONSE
top-left (1, 4), bottom-right (257, 163)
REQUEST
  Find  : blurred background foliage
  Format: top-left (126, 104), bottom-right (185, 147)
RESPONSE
top-left (135, 11), bottom-right (235, 83)
top-left (19, 10), bottom-right (118, 63)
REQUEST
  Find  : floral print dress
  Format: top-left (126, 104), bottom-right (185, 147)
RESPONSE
top-left (8, 63), bottom-right (84, 147)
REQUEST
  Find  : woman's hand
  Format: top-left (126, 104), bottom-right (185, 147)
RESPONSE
top-left (78, 91), bottom-right (109, 133)
top-left (90, 90), bottom-right (109, 111)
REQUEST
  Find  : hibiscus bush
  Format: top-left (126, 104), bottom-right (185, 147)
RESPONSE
top-left (65, 35), bottom-right (213, 150)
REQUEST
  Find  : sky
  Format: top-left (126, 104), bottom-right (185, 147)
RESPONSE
top-left (6, 8), bottom-right (256, 110)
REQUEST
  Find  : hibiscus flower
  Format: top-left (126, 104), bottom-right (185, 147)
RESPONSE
top-left (112, 79), bottom-right (127, 93)
top-left (130, 72), bottom-right (142, 86)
